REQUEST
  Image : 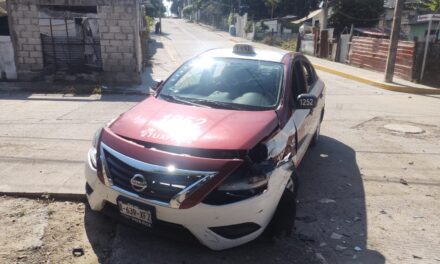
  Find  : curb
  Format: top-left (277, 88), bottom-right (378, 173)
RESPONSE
top-left (312, 64), bottom-right (440, 95)
top-left (1, 191), bottom-right (86, 202)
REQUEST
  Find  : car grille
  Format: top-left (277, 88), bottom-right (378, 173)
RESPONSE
top-left (103, 150), bottom-right (203, 203)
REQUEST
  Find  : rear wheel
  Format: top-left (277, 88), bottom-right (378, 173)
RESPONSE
top-left (264, 172), bottom-right (298, 237)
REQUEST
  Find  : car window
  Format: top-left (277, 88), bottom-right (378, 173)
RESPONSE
top-left (300, 61), bottom-right (316, 92)
top-left (292, 60), bottom-right (307, 97)
top-left (159, 57), bottom-right (284, 110)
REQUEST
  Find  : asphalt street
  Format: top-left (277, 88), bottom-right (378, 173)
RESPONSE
top-left (0, 18), bottom-right (439, 263)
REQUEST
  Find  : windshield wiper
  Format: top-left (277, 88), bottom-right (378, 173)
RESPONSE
top-left (183, 98), bottom-right (253, 110)
top-left (159, 94), bottom-right (211, 108)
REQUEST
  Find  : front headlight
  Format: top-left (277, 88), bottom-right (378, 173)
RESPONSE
top-left (203, 159), bottom-right (275, 205)
top-left (89, 127), bottom-right (103, 169)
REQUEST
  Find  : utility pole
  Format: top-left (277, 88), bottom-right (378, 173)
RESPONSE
top-left (384, 0), bottom-right (404, 83)
top-left (322, 0), bottom-right (328, 30)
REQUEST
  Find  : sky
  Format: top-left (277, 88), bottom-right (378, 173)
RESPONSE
top-left (163, 0), bottom-right (171, 16)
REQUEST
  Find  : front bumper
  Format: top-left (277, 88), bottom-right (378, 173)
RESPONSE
top-left (85, 151), bottom-right (293, 250)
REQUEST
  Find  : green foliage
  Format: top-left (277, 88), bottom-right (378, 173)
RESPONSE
top-left (281, 39), bottom-right (297, 51)
top-left (170, 0), bottom-right (181, 15)
top-left (422, 0), bottom-right (440, 11)
top-left (262, 35), bottom-right (283, 46)
top-left (265, 0), bottom-right (281, 18)
top-left (329, 0), bottom-right (384, 35)
top-left (245, 21), bottom-right (254, 33)
top-left (227, 12), bottom-right (236, 26)
top-left (255, 22), bottom-right (269, 33)
top-left (145, 16), bottom-right (155, 31)
top-left (146, 0), bottom-right (166, 17)
top-left (281, 21), bottom-right (300, 33)
top-left (182, 5), bottom-right (193, 18)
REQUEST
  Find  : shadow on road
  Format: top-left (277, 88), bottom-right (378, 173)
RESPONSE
top-left (296, 136), bottom-right (385, 263)
top-left (83, 136), bottom-right (385, 264)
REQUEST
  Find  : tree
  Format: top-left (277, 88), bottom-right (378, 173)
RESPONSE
top-left (169, 0), bottom-right (182, 15)
top-left (328, 0), bottom-right (384, 35)
top-left (265, 0), bottom-right (280, 19)
top-left (422, 0), bottom-right (440, 12)
top-left (147, 0), bottom-right (166, 17)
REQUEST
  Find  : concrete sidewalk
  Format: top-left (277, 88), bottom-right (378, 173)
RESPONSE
top-left (306, 56), bottom-right (440, 95)
top-left (199, 24), bottom-right (440, 95)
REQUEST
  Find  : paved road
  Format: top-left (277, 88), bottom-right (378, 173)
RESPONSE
top-left (1, 18), bottom-right (439, 263)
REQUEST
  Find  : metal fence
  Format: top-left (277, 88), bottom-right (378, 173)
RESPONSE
top-left (40, 17), bottom-right (102, 73)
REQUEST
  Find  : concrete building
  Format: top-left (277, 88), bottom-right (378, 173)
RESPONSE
top-left (5, 0), bottom-right (146, 83)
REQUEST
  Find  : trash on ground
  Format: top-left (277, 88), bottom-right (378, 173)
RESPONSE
top-left (72, 246), bottom-right (84, 257)
top-left (354, 246), bottom-right (362, 252)
top-left (331, 232), bottom-right (343, 240)
top-left (319, 198), bottom-right (336, 204)
top-left (315, 252), bottom-right (328, 264)
top-left (335, 245), bottom-right (347, 251)
top-left (400, 178), bottom-right (408, 185)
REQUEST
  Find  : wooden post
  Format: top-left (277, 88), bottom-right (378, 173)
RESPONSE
top-left (384, 0), bottom-right (404, 83)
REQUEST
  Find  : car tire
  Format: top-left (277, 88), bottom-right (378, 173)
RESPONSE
top-left (263, 171), bottom-right (298, 237)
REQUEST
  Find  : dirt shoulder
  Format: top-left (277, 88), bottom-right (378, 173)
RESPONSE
top-left (0, 196), bottom-right (115, 264)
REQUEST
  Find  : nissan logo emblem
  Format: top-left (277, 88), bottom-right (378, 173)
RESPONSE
top-left (130, 174), bottom-right (148, 192)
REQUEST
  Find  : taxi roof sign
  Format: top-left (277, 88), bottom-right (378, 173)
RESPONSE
top-left (233, 44), bottom-right (255, 55)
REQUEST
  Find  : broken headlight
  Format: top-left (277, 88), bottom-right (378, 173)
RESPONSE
top-left (203, 144), bottom-right (275, 205)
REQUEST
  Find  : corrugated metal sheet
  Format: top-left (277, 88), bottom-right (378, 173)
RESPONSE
top-left (349, 37), bottom-right (415, 81)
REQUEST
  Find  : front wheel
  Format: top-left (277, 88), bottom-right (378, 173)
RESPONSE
top-left (310, 122), bottom-right (321, 147)
top-left (264, 172), bottom-right (298, 237)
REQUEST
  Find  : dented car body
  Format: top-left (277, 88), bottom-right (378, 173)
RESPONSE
top-left (85, 44), bottom-right (325, 250)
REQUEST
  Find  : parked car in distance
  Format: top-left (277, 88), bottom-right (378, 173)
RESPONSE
top-left (85, 44), bottom-right (325, 250)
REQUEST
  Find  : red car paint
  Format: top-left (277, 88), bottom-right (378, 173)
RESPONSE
top-left (109, 96), bottom-right (279, 150)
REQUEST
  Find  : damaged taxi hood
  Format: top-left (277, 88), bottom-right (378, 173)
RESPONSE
top-left (109, 96), bottom-right (279, 150)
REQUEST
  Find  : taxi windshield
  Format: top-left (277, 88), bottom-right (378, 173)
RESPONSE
top-left (158, 57), bottom-right (284, 110)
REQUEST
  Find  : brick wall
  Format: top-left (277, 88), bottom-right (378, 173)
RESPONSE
top-left (7, 0), bottom-right (42, 80)
top-left (98, 1), bottom-right (141, 83)
top-left (6, 0), bottom-right (142, 83)
top-left (349, 37), bottom-right (415, 81)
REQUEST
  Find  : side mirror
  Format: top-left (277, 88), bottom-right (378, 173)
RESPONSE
top-left (296, 93), bottom-right (317, 109)
top-left (149, 79), bottom-right (163, 95)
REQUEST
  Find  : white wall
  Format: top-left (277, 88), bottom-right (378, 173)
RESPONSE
top-left (0, 36), bottom-right (17, 80)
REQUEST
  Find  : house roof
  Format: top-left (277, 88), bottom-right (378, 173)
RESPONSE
top-left (354, 27), bottom-right (390, 37)
top-left (0, 0), bottom-right (7, 17)
top-left (292, 9), bottom-right (322, 24)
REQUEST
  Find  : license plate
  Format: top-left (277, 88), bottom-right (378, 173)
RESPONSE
top-left (117, 197), bottom-right (155, 228)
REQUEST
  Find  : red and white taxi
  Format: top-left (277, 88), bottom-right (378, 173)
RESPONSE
top-left (85, 44), bottom-right (325, 250)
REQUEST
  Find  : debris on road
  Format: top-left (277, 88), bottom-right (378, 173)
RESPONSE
top-left (400, 178), bottom-right (409, 185)
top-left (413, 255), bottom-right (422, 259)
top-left (72, 246), bottom-right (84, 257)
top-left (354, 246), bottom-right (362, 252)
top-left (315, 253), bottom-right (328, 264)
top-left (319, 198), bottom-right (336, 204)
top-left (335, 245), bottom-right (347, 252)
top-left (330, 232), bottom-right (343, 240)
